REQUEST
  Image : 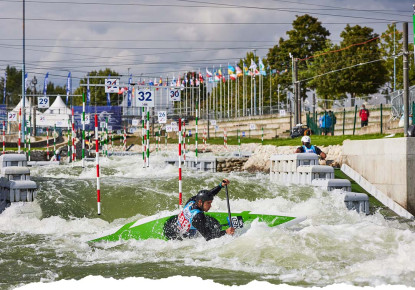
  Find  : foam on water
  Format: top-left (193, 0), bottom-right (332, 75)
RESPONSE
top-left (2, 151), bottom-right (415, 288)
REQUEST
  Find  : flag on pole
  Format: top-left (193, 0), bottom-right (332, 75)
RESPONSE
top-left (230, 74), bottom-right (237, 80)
top-left (127, 74), bottom-right (132, 107)
top-left (24, 73), bottom-right (28, 92)
top-left (206, 68), bottom-right (213, 78)
top-left (249, 59), bottom-right (257, 70)
top-left (259, 58), bottom-right (266, 76)
top-left (199, 72), bottom-right (204, 84)
top-left (44, 72), bottom-right (49, 97)
top-left (228, 65), bottom-right (235, 75)
top-left (171, 74), bottom-right (176, 86)
top-left (243, 63), bottom-right (249, 75)
top-left (235, 65), bottom-right (243, 77)
top-left (214, 71), bottom-right (220, 82)
top-left (87, 75), bottom-right (91, 106)
top-left (218, 68), bottom-right (223, 77)
top-left (65, 72), bottom-right (70, 104)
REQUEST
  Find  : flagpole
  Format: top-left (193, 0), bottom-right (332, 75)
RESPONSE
top-left (22, 0), bottom-right (26, 144)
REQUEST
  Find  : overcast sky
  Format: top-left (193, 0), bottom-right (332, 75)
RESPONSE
top-left (0, 0), bottom-right (413, 89)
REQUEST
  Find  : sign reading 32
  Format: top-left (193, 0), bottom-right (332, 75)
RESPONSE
top-left (136, 89), bottom-right (155, 107)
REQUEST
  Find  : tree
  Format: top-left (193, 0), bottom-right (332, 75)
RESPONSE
top-left (73, 68), bottom-right (120, 106)
top-left (337, 25), bottom-right (388, 106)
top-left (267, 14), bottom-right (331, 101)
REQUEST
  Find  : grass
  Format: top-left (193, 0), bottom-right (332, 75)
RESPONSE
top-left (162, 133), bottom-right (404, 146)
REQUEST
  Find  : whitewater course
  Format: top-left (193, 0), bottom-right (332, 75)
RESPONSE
top-left (1, 138), bottom-right (415, 289)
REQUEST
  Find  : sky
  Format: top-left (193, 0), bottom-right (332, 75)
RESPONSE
top-left (0, 0), bottom-right (413, 90)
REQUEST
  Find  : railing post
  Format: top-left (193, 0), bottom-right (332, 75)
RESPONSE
top-left (353, 105), bottom-right (358, 135)
top-left (380, 103), bottom-right (383, 134)
top-left (342, 108), bottom-right (345, 136)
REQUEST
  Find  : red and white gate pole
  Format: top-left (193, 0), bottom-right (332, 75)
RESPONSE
top-left (178, 118), bottom-right (182, 208)
top-left (95, 114), bottom-right (101, 215)
top-left (46, 127), bottom-right (49, 160)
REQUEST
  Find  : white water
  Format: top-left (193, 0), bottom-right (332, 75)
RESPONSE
top-left (1, 152), bottom-right (415, 289)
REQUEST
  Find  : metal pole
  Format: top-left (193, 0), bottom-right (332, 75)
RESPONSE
top-left (380, 103), bottom-right (383, 134)
top-left (342, 108), bottom-right (345, 135)
top-left (353, 105), bottom-right (358, 135)
top-left (22, 0), bottom-right (26, 143)
top-left (403, 22), bottom-right (409, 137)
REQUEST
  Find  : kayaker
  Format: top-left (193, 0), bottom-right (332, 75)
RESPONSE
top-left (294, 136), bottom-right (326, 160)
top-left (164, 179), bottom-right (235, 241)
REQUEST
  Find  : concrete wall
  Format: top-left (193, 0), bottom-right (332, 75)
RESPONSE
top-left (343, 138), bottom-right (415, 214)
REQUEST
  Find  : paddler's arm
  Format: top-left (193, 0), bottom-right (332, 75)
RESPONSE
top-left (207, 179), bottom-right (230, 197)
top-left (192, 213), bottom-right (226, 241)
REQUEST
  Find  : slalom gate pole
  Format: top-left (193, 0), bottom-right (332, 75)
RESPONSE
top-left (105, 117), bottom-right (108, 158)
top-left (261, 127), bottom-right (264, 145)
top-left (2, 121), bottom-right (5, 155)
top-left (72, 108), bottom-right (75, 165)
top-left (82, 93), bottom-right (85, 167)
top-left (195, 109), bottom-right (198, 163)
top-left (146, 107), bottom-right (150, 167)
top-left (28, 115), bottom-right (31, 161)
top-left (123, 127), bottom-right (127, 151)
top-left (142, 107), bottom-right (145, 167)
top-left (46, 127), bottom-right (49, 160)
top-left (95, 114), bottom-right (101, 215)
top-left (182, 120), bottom-right (186, 163)
top-left (53, 124), bottom-right (56, 157)
top-left (203, 126), bottom-right (206, 152)
top-left (18, 108), bottom-right (21, 153)
top-left (238, 129), bottom-right (241, 156)
top-left (67, 119), bottom-right (70, 163)
top-left (178, 118), bottom-right (182, 208)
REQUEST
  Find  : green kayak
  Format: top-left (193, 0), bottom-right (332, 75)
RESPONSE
top-left (90, 211), bottom-right (306, 243)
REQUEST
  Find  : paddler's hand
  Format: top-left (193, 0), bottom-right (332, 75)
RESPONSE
top-left (221, 179), bottom-right (230, 187)
top-left (226, 227), bottom-right (235, 235)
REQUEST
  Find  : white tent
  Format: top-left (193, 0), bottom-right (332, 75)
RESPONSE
top-left (11, 97), bottom-right (39, 116)
top-left (38, 95), bottom-right (70, 128)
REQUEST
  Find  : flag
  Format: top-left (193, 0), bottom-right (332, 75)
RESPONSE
top-left (271, 69), bottom-right (277, 74)
top-left (249, 59), bottom-right (257, 70)
top-left (44, 72), bottom-right (49, 95)
top-left (259, 58), bottom-right (266, 76)
top-left (3, 72), bottom-right (6, 104)
top-left (235, 65), bottom-right (243, 77)
top-left (243, 63), bottom-right (249, 75)
top-left (65, 72), bottom-right (70, 104)
top-left (222, 76), bottom-right (226, 83)
top-left (199, 73), bottom-right (204, 84)
top-left (218, 68), bottom-right (223, 77)
top-left (228, 65), bottom-right (235, 75)
top-left (24, 73), bottom-right (28, 92)
top-left (255, 69), bottom-right (260, 76)
top-left (230, 74), bottom-right (237, 81)
top-left (86, 75), bottom-right (91, 106)
top-left (127, 74), bottom-right (132, 107)
top-left (159, 77), bottom-right (163, 86)
top-left (171, 75), bottom-right (176, 86)
top-left (148, 79), bottom-right (154, 86)
top-left (214, 71), bottom-right (220, 82)
top-left (206, 68), bottom-right (213, 78)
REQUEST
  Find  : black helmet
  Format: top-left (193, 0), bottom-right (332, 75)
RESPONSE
top-left (195, 190), bottom-right (214, 203)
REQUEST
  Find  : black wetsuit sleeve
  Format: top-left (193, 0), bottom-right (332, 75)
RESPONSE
top-left (314, 146), bottom-right (322, 155)
top-left (207, 185), bottom-right (223, 197)
top-left (297, 146), bottom-right (304, 152)
top-left (192, 212), bottom-right (226, 241)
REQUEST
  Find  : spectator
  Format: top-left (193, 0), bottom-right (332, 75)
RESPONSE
top-left (329, 110), bottom-right (336, 136)
top-left (359, 104), bottom-right (370, 127)
top-left (319, 111), bottom-right (332, 136)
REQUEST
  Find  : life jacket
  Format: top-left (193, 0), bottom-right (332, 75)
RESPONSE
top-left (302, 145), bottom-right (317, 154)
top-left (177, 201), bottom-right (201, 235)
top-left (360, 109), bottom-right (369, 121)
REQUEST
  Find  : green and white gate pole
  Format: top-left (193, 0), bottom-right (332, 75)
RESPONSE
top-left (352, 105), bottom-right (357, 136)
top-left (238, 129), bottom-right (241, 156)
top-left (105, 117), bottom-right (108, 158)
top-left (82, 93), bottom-right (86, 167)
top-left (261, 127), bottom-right (264, 145)
top-left (146, 107), bottom-right (150, 167)
top-left (142, 107), bottom-right (145, 167)
top-left (28, 115), bottom-right (31, 161)
top-left (53, 124), bottom-right (56, 157)
top-left (195, 108), bottom-right (198, 163)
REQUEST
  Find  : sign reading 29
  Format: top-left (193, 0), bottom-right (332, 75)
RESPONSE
top-left (136, 89), bottom-right (155, 107)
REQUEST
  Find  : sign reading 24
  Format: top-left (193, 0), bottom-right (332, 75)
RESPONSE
top-left (136, 89), bottom-right (155, 107)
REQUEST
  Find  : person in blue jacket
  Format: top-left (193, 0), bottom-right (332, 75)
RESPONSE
top-left (294, 136), bottom-right (326, 159)
top-left (164, 179), bottom-right (235, 241)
